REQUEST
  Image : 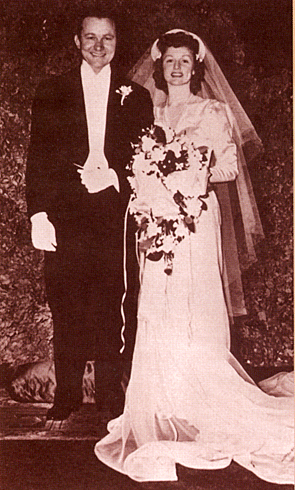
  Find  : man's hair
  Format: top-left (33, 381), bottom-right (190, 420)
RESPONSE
top-left (75, 4), bottom-right (118, 38)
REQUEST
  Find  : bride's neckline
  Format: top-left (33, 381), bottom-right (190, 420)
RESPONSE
top-left (166, 92), bottom-right (194, 107)
top-left (164, 93), bottom-right (196, 129)
top-left (156, 94), bottom-right (208, 130)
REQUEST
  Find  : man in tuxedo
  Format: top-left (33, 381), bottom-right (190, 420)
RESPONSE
top-left (26, 8), bottom-right (153, 420)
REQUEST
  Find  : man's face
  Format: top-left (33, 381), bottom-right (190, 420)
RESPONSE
top-left (74, 17), bottom-right (116, 73)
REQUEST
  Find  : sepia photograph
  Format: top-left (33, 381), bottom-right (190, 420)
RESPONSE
top-left (0, 0), bottom-right (293, 489)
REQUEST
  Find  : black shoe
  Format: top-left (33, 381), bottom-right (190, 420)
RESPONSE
top-left (46, 401), bottom-right (81, 421)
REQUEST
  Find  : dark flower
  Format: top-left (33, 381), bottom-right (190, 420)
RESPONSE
top-left (153, 125), bottom-right (167, 145)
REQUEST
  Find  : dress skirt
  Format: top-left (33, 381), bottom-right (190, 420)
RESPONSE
top-left (95, 190), bottom-right (294, 484)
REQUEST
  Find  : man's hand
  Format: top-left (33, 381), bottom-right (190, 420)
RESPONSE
top-left (78, 166), bottom-right (119, 193)
top-left (31, 212), bottom-right (57, 251)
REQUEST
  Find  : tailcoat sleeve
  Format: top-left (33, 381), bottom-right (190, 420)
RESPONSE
top-left (26, 80), bottom-right (58, 218)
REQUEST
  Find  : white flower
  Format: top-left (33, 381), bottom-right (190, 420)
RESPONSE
top-left (151, 146), bottom-right (166, 163)
top-left (165, 170), bottom-right (193, 196)
top-left (116, 85), bottom-right (133, 105)
top-left (129, 197), bottom-right (150, 218)
top-left (161, 235), bottom-right (176, 253)
top-left (132, 152), bottom-right (148, 173)
top-left (147, 221), bottom-right (160, 237)
top-left (167, 139), bottom-right (182, 158)
top-left (185, 196), bottom-right (203, 218)
top-left (127, 175), bottom-right (137, 192)
top-left (174, 219), bottom-right (186, 238)
top-left (141, 134), bottom-right (156, 153)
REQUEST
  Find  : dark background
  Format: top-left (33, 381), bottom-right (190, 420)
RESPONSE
top-left (0, 0), bottom-right (292, 368)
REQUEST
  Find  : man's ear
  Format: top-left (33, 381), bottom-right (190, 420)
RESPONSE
top-left (74, 35), bottom-right (81, 50)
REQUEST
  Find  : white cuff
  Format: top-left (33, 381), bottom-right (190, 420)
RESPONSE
top-left (109, 168), bottom-right (120, 192)
top-left (30, 211), bottom-right (48, 223)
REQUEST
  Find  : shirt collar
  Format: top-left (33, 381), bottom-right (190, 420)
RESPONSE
top-left (81, 60), bottom-right (111, 84)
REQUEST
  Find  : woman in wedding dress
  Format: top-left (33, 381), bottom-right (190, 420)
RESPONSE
top-left (95, 30), bottom-right (294, 484)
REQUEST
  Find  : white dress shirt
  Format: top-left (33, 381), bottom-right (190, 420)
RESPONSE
top-left (80, 60), bottom-right (119, 192)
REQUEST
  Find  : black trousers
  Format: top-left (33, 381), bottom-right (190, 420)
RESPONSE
top-left (44, 223), bottom-right (128, 407)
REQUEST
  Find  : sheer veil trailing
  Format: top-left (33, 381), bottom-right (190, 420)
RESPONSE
top-left (128, 29), bottom-right (264, 319)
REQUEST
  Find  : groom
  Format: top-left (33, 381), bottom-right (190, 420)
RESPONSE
top-left (26, 7), bottom-right (153, 420)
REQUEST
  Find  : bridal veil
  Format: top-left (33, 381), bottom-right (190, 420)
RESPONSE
top-left (128, 29), bottom-right (264, 320)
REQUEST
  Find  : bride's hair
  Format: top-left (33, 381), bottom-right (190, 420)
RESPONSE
top-left (153, 31), bottom-right (205, 95)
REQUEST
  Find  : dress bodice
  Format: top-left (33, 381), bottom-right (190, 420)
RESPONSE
top-left (154, 95), bottom-right (238, 184)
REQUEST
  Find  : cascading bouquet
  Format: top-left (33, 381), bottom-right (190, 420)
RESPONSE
top-left (127, 125), bottom-right (212, 274)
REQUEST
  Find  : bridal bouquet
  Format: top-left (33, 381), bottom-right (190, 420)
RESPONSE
top-left (127, 126), bottom-right (212, 274)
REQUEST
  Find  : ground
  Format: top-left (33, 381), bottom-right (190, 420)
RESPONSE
top-left (0, 365), bottom-right (293, 490)
top-left (1, 440), bottom-right (293, 490)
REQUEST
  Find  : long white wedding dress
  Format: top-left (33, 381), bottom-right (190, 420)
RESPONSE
top-left (95, 96), bottom-right (294, 484)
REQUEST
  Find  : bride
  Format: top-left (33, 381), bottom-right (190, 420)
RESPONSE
top-left (94, 30), bottom-right (294, 484)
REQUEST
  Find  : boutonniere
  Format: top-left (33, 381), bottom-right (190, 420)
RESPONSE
top-left (116, 85), bottom-right (133, 105)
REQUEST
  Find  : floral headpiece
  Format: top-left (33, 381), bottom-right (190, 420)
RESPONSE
top-left (151, 29), bottom-right (206, 63)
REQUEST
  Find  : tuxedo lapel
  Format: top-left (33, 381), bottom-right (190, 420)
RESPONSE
top-left (104, 68), bottom-right (123, 166)
top-left (64, 68), bottom-right (89, 164)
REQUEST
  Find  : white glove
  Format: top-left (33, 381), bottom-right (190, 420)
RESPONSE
top-left (78, 166), bottom-right (119, 193)
top-left (30, 212), bottom-right (57, 251)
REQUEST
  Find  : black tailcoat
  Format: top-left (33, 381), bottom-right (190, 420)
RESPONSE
top-left (26, 64), bottom-right (154, 407)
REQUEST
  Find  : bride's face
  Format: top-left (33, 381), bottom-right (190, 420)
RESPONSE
top-left (162, 46), bottom-right (194, 88)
